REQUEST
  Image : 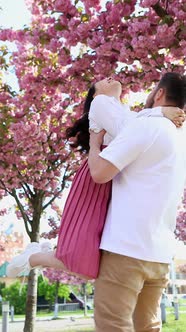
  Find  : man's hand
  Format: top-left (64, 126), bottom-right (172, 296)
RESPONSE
top-left (89, 129), bottom-right (106, 148)
top-left (162, 107), bottom-right (185, 127)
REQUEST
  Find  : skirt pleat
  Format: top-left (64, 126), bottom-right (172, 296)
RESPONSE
top-left (55, 159), bottom-right (112, 279)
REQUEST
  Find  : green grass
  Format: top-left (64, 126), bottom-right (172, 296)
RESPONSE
top-left (162, 313), bottom-right (186, 332)
top-left (63, 313), bottom-right (186, 332)
top-left (1, 309), bottom-right (186, 332)
top-left (48, 313), bottom-right (186, 332)
top-left (36, 309), bottom-right (93, 317)
top-left (0, 309), bottom-right (93, 319)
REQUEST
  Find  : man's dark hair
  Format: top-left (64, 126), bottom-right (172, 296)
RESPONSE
top-left (157, 72), bottom-right (186, 109)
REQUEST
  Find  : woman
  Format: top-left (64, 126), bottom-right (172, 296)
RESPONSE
top-left (7, 78), bottom-right (184, 279)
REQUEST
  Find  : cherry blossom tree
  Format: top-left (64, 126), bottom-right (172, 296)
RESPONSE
top-left (0, 0), bottom-right (185, 331)
top-left (43, 268), bottom-right (93, 317)
top-left (176, 189), bottom-right (186, 243)
top-left (37, 274), bottom-right (70, 310)
top-left (0, 38), bottom-right (81, 332)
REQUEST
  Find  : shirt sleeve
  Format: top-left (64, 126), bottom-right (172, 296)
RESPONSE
top-left (99, 118), bottom-right (150, 171)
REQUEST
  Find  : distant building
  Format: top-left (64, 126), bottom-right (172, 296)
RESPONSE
top-left (167, 258), bottom-right (186, 295)
top-left (174, 258), bottom-right (186, 294)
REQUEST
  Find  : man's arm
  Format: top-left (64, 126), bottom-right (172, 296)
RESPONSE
top-left (88, 118), bottom-right (149, 183)
top-left (88, 130), bottom-right (119, 183)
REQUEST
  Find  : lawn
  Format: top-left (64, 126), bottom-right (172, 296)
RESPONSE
top-left (162, 313), bottom-right (186, 332)
top-left (64, 313), bottom-right (186, 332)
top-left (1, 308), bottom-right (186, 332)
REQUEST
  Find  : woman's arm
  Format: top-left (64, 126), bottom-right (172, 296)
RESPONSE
top-left (139, 106), bottom-right (185, 127)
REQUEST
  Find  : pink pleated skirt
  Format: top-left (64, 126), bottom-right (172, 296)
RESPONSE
top-left (55, 158), bottom-right (112, 279)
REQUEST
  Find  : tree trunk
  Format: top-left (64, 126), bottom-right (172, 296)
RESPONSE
top-left (23, 192), bottom-right (43, 332)
top-left (23, 269), bottom-right (38, 332)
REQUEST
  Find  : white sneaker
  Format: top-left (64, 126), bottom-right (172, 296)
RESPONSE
top-left (40, 241), bottom-right (53, 253)
top-left (6, 242), bottom-right (41, 278)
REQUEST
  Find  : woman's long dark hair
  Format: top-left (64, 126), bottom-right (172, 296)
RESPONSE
top-left (66, 85), bottom-right (96, 153)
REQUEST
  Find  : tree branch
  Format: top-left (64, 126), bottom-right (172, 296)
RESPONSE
top-left (0, 180), bottom-right (12, 196)
top-left (152, 2), bottom-right (167, 18)
top-left (21, 181), bottom-right (35, 200)
top-left (152, 1), bottom-right (174, 25)
top-left (43, 165), bottom-right (72, 210)
top-left (11, 188), bottom-right (32, 237)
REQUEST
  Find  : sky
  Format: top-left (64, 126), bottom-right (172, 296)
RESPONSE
top-left (0, 0), bottom-right (31, 29)
top-left (0, 0), bottom-right (32, 89)
top-left (0, 0), bottom-right (186, 258)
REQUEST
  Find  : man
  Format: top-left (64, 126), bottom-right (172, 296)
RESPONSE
top-left (88, 72), bottom-right (186, 332)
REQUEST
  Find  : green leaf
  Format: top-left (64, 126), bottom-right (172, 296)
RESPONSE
top-left (55, 22), bottom-right (66, 31)
top-left (81, 14), bottom-right (89, 23)
top-left (77, 6), bottom-right (83, 13)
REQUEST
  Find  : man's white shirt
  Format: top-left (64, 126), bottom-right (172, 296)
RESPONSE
top-left (89, 95), bottom-right (186, 263)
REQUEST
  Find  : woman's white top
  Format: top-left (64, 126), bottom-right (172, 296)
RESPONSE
top-left (89, 94), bottom-right (163, 144)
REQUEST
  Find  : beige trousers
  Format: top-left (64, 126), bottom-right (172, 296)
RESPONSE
top-left (94, 251), bottom-right (169, 332)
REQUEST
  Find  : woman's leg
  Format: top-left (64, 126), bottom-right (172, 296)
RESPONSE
top-left (29, 250), bottom-right (66, 270)
top-left (6, 242), bottom-right (89, 280)
top-left (6, 242), bottom-right (68, 278)
top-left (30, 249), bottom-right (89, 280)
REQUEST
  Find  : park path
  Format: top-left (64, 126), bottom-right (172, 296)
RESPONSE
top-left (0, 316), bottom-right (94, 332)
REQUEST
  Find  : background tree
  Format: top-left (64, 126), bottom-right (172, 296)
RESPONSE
top-left (43, 268), bottom-right (93, 317)
top-left (0, 281), bottom-right (5, 313)
top-left (0, 0), bottom-right (185, 331)
top-left (176, 189), bottom-right (186, 243)
top-left (0, 281), bottom-right (5, 295)
top-left (37, 275), bottom-right (70, 310)
top-left (1, 281), bottom-right (27, 314)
